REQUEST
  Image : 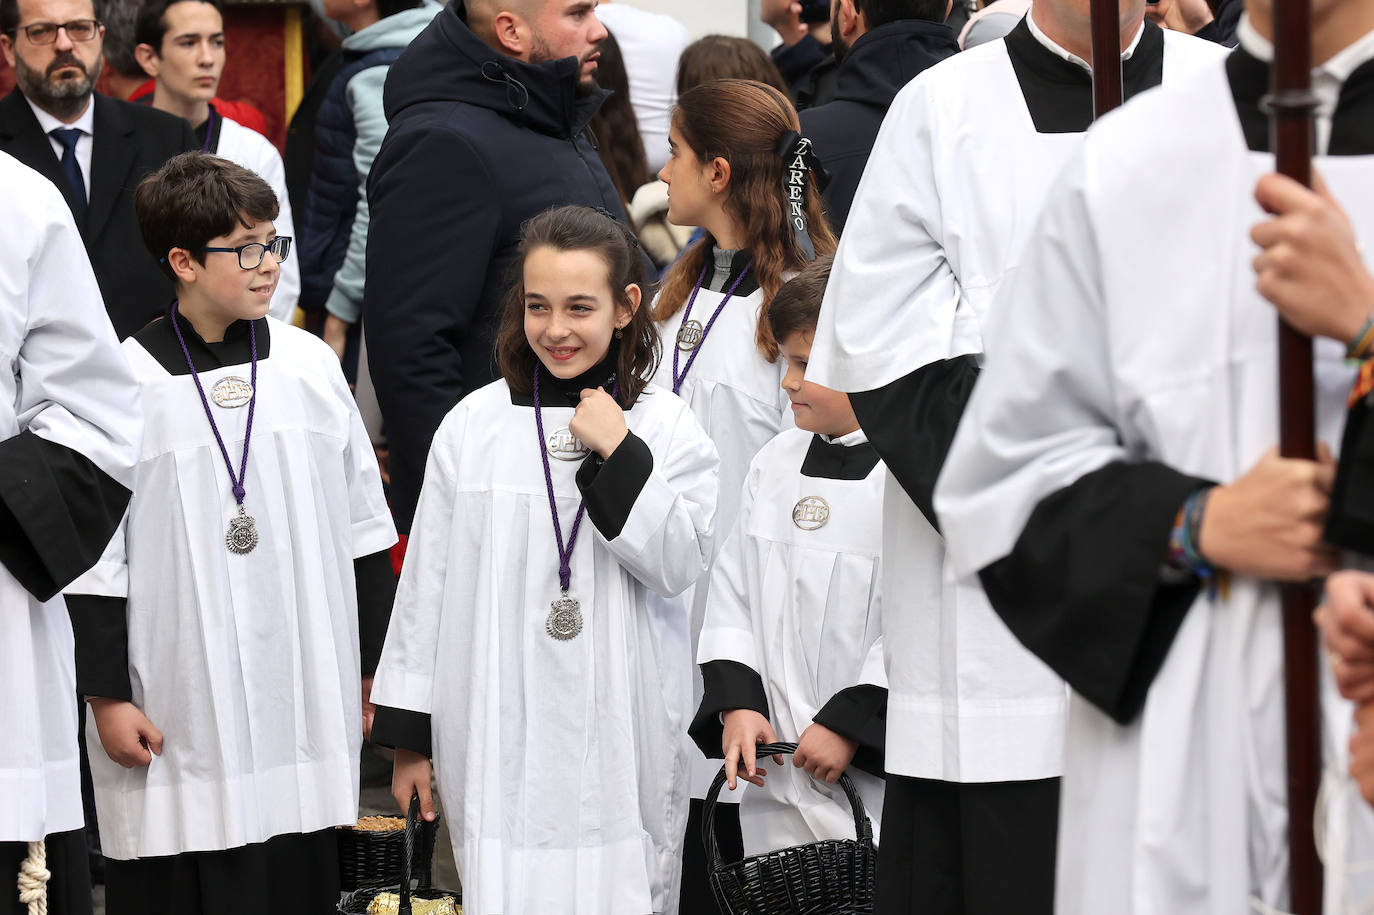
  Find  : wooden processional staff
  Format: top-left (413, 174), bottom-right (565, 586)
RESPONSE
top-left (1086, 0), bottom-right (1323, 909)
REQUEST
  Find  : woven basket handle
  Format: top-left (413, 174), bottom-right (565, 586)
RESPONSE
top-left (701, 741), bottom-right (874, 872)
top-left (399, 792), bottom-right (420, 915)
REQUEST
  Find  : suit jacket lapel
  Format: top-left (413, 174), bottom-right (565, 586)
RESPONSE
top-left (0, 91), bottom-right (87, 231)
top-left (88, 95), bottom-right (136, 242)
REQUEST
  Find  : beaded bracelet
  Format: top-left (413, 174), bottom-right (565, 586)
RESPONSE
top-left (1347, 310), bottom-right (1374, 360)
top-left (1168, 486), bottom-right (1214, 577)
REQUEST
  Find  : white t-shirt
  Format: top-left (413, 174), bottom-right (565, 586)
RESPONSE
top-left (595, 2), bottom-right (690, 175)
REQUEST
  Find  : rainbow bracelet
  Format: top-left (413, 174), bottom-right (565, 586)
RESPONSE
top-left (1347, 310), bottom-right (1374, 360)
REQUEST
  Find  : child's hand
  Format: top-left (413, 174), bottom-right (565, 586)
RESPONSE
top-left (794, 723), bottom-right (858, 785)
top-left (392, 748), bottom-right (437, 822)
top-left (721, 709), bottom-right (783, 791)
top-left (89, 697), bottom-right (163, 768)
top-left (1351, 703), bottom-right (1374, 806)
top-left (569, 387), bottom-right (628, 459)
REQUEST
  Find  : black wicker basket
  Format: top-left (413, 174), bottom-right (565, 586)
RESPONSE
top-left (338, 794), bottom-right (461, 915)
top-left (704, 742), bottom-right (877, 915)
top-left (337, 808), bottom-right (438, 891)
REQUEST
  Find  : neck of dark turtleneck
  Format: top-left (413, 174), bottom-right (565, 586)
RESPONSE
top-left (512, 350), bottom-right (619, 407)
top-left (133, 304), bottom-right (272, 376)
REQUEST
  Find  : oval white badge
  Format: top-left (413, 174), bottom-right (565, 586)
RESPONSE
top-left (211, 375), bottom-right (254, 408)
top-left (677, 319), bottom-right (704, 351)
top-left (546, 427), bottom-right (590, 461)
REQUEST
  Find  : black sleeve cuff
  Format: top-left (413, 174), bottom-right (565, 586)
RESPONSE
top-left (813, 684), bottom-right (887, 778)
top-left (978, 461), bottom-right (1211, 725)
top-left (355, 550), bottom-right (397, 676)
top-left (850, 355), bottom-right (980, 534)
top-left (1326, 395), bottom-right (1374, 555)
top-left (688, 659), bottom-right (770, 760)
top-left (576, 431), bottom-right (653, 540)
top-left (67, 594), bottom-right (132, 701)
top-left (0, 431), bottom-right (130, 601)
top-left (370, 704), bottom-right (432, 757)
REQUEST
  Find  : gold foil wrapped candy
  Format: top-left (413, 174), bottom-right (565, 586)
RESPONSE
top-left (365, 892), bottom-right (460, 915)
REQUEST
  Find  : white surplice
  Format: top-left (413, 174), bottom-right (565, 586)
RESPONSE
top-left (804, 22), bottom-right (1224, 784)
top-left (935, 56), bottom-right (1374, 914)
top-left (370, 379), bottom-right (719, 915)
top-left (0, 154), bottom-right (141, 842)
top-left (78, 319), bottom-right (395, 859)
top-left (697, 427), bottom-right (887, 853)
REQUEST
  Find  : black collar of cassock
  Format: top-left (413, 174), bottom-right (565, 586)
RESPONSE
top-left (134, 303), bottom-right (272, 375)
top-left (1226, 46), bottom-right (1374, 155)
top-left (510, 350), bottom-right (619, 407)
top-left (800, 433), bottom-right (881, 480)
top-left (1003, 17), bottom-right (1165, 134)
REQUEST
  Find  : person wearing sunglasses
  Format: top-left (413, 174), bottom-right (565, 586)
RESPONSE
top-left (0, 0), bottom-right (196, 340)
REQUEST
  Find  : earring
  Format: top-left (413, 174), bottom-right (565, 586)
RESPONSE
top-left (614, 327), bottom-right (624, 339)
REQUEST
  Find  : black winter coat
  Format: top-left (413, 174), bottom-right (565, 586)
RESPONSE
top-left (800, 20), bottom-right (959, 234)
top-left (363, 0), bottom-right (625, 532)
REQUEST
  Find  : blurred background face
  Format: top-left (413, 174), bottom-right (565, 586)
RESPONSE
top-left (145, 1), bottom-right (224, 104)
top-left (2, 0), bottom-right (104, 111)
top-left (526, 0), bottom-right (606, 85)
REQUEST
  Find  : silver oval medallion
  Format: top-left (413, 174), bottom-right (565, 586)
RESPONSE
top-left (211, 375), bottom-right (254, 408)
top-left (676, 319), bottom-right (704, 351)
top-left (792, 496), bottom-right (830, 531)
top-left (226, 505), bottom-right (259, 554)
top-left (547, 594), bottom-right (583, 640)
top-left (546, 426), bottom-right (590, 461)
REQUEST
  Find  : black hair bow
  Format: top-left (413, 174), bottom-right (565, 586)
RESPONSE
top-left (776, 130), bottom-right (831, 261)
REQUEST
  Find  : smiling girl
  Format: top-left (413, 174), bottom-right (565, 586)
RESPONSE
top-left (650, 77), bottom-right (836, 910)
top-left (370, 206), bottom-right (720, 914)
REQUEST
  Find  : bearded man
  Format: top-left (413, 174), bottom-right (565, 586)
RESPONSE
top-left (0, 0), bottom-right (194, 338)
top-left (362, 0), bottom-right (629, 537)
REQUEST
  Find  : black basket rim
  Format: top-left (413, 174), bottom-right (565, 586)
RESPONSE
top-left (702, 741), bottom-right (874, 871)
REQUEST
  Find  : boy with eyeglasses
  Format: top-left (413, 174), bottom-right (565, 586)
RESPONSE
top-left (70, 152), bottom-right (397, 915)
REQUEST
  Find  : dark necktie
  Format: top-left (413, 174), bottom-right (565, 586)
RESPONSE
top-left (50, 127), bottom-right (87, 220)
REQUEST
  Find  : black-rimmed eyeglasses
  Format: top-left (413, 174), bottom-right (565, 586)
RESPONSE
top-left (199, 237), bottom-right (293, 270)
top-left (10, 19), bottom-right (101, 44)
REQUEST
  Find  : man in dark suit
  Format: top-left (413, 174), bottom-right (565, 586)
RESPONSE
top-left (0, 0), bottom-right (194, 339)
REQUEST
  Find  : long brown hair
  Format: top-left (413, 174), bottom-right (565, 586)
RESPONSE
top-left (589, 30), bottom-right (650, 210)
top-left (654, 79), bottom-right (836, 361)
top-left (675, 35), bottom-right (789, 98)
top-left (495, 206), bottom-right (661, 407)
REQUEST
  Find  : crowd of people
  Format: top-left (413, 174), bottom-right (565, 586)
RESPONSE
top-left (4, 0), bottom-right (1374, 912)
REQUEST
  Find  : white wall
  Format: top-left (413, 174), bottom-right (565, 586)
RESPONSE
top-left (606, 0), bottom-right (779, 47)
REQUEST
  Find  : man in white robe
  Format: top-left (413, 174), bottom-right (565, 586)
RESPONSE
top-left (0, 150), bottom-right (141, 915)
top-left (802, 0), bottom-right (1222, 910)
top-left (934, 1), bottom-right (1374, 910)
top-left (133, 0), bottom-right (300, 321)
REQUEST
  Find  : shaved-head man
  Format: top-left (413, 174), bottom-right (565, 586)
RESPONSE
top-left (360, 0), bottom-right (626, 545)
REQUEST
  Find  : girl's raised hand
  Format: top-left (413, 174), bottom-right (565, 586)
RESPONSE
top-left (570, 387), bottom-right (628, 459)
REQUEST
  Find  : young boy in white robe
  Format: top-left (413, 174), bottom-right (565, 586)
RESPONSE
top-left (0, 150), bottom-right (141, 915)
top-left (73, 152), bottom-right (397, 914)
top-left (691, 255), bottom-right (887, 864)
top-left (372, 205), bottom-right (719, 915)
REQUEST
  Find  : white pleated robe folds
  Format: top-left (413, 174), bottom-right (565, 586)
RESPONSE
top-left (76, 319), bottom-right (396, 859)
top-left (934, 56), bottom-right (1374, 914)
top-left (803, 21), bottom-right (1224, 784)
top-left (652, 284), bottom-right (793, 797)
top-left (0, 156), bottom-right (140, 842)
top-left (370, 379), bottom-right (719, 915)
top-left (697, 428), bottom-right (887, 853)
top-left (214, 115), bottom-right (300, 323)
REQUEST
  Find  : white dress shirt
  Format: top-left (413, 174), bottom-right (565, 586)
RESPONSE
top-left (25, 94), bottom-right (93, 200)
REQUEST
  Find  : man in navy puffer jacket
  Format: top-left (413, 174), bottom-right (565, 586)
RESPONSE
top-left (363, 0), bottom-right (625, 534)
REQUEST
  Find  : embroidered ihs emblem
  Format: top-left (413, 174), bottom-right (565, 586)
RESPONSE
top-left (546, 427), bottom-right (590, 461)
top-left (792, 496), bottom-right (830, 531)
top-left (211, 375), bottom-right (253, 408)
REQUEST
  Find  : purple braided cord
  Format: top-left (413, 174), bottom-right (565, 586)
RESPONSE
top-left (170, 301), bottom-right (257, 505)
top-left (671, 260), bottom-right (755, 395)
top-left (532, 363), bottom-right (619, 593)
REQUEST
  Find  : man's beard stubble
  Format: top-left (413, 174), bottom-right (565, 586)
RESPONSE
top-left (15, 50), bottom-right (99, 120)
top-left (528, 32), bottom-right (599, 89)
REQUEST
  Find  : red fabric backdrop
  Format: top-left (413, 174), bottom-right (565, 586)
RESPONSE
top-left (0, 4), bottom-right (294, 150)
